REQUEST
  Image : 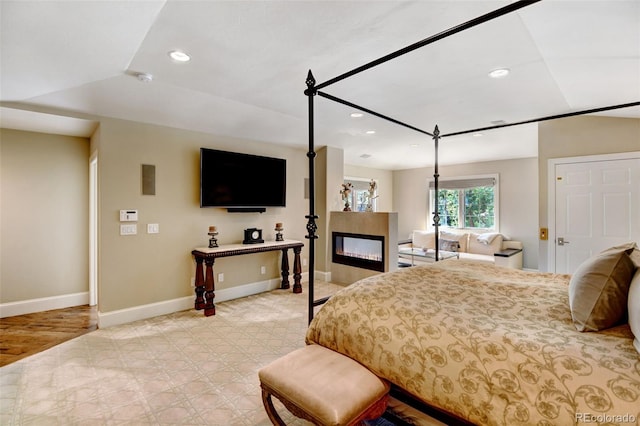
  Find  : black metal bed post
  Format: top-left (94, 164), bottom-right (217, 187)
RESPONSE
top-left (304, 70), bottom-right (319, 325)
top-left (432, 125), bottom-right (440, 261)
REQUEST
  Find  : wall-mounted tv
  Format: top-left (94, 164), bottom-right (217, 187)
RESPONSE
top-left (200, 148), bottom-right (286, 211)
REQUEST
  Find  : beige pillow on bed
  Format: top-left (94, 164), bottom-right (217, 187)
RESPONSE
top-left (569, 247), bottom-right (636, 332)
top-left (600, 242), bottom-right (640, 267)
top-left (628, 269), bottom-right (640, 354)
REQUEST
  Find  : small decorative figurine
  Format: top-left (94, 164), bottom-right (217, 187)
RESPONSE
top-left (275, 222), bottom-right (284, 241)
top-left (365, 179), bottom-right (378, 212)
top-left (208, 226), bottom-right (219, 248)
top-left (340, 182), bottom-right (353, 211)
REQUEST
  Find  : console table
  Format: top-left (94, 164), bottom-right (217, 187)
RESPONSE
top-left (191, 240), bottom-right (304, 316)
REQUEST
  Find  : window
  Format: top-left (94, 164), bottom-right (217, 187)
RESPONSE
top-left (344, 178), bottom-right (378, 212)
top-left (428, 175), bottom-right (498, 230)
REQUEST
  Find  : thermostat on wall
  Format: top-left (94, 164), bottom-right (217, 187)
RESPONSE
top-left (119, 210), bottom-right (138, 222)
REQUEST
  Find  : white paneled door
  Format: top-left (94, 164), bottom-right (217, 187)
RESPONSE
top-left (554, 156), bottom-right (640, 274)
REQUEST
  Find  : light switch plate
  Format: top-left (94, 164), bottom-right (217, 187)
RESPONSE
top-left (120, 224), bottom-right (137, 235)
top-left (147, 223), bottom-right (159, 234)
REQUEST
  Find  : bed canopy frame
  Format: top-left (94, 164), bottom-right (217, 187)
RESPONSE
top-left (303, 0), bottom-right (640, 324)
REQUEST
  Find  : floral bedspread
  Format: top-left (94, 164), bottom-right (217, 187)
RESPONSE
top-left (305, 260), bottom-right (640, 425)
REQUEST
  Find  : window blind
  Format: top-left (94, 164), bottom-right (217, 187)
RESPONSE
top-left (345, 180), bottom-right (372, 191)
top-left (429, 177), bottom-right (495, 190)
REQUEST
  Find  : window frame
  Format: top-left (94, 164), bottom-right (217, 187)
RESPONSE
top-left (427, 173), bottom-right (499, 231)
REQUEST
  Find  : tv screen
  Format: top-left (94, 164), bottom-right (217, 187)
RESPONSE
top-left (200, 148), bottom-right (286, 209)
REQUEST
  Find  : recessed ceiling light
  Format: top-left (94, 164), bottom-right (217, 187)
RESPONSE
top-left (488, 68), bottom-right (510, 78)
top-left (360, 154), bottom-right (372, 159)
top-left (410, 144), bottom-right (419, 147)
top-left (365, 130), bottom-right (376, 134)
top-left (350, 112), bottom-right (363, 118)
top-left (473, 133), bottom-right (483, 137)
top-left (169, 50), bottom-right (191, 62)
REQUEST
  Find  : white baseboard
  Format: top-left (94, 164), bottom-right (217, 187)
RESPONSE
top-left (314, 270), bottom-right (331, 282)
top-left (98, 296), bottom-right (194, 328)
top-left (0, 292), bottom-right (90, 318)
top-left (97, 276), bottom-right (299, 328)
top-left (2, 274), bottom-right (316, 326)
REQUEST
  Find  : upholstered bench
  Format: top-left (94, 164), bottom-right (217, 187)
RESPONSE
top-left (258, 344), bottom-right (390, 425)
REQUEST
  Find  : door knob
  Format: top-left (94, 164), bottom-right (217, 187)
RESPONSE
top-left (557, 237), bottom-right (570, 246)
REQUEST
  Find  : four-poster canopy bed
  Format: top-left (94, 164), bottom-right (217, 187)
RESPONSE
top-left (297, 0), bottom-right (640, 424)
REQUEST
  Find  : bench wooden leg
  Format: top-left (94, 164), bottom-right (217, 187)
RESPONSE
top-left (261, 387), bottom-right (286, 426)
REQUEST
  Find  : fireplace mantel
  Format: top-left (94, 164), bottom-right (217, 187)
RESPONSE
top-left (329, 211), bottom-right (398, 284)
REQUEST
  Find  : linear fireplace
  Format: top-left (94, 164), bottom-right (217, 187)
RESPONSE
top-left (332, 232), bottom-right (385, 272)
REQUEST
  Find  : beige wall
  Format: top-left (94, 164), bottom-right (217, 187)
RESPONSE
top-left (537, 115), bottom-right (640, 271)
top-left (1, 129), bottom-right (89, 303)
top-left (393, 157), bottom-right (539, 269)
top-left (5, 113), bottom-right (635, 318)
top-left (95, 118), bottom-right (310, 313)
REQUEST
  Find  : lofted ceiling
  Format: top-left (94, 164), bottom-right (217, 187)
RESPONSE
top-left (1, 0), bottom-right (638, 170)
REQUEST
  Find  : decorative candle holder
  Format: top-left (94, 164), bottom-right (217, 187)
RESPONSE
top-left (275, 223), bottom-right (284, 241)
top-left (208, 226), bottom-right (219, 248)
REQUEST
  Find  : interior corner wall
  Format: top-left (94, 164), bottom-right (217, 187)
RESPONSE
top-left (0, 128), bottom-right (89, 305)
top-left (314, 146), bottom-right (344, 274)
top-left (537, 115), bottom-right (640, 272)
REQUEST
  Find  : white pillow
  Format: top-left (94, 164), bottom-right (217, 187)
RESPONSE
top-left (628, 269), bottom-right (640, 354)
top-left (412, 230), bottom-right (435, 250)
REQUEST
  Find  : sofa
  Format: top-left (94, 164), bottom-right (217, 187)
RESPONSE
top-left (399, 229), bottom-right (523, 269)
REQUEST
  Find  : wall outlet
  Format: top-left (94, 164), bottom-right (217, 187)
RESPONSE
top-left (260, 266), bottom-right (266, 274)
top-left (190, 277), bottom-right (195, 287)
top-left (217, 273), bottom-right (224, 282)
top-left (302, 258), bottom-right (307, 266)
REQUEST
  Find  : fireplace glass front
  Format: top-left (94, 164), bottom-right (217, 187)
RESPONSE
top-left (332, 232), bottom-right (384, 272)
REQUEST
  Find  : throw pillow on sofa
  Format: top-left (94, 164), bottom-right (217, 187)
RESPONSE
top-left (440, 231), bottom-right (468, 252)
top-left (412, 230), bottom-right (435, 250)
top-left (439, 239), bottom-right (460, 252)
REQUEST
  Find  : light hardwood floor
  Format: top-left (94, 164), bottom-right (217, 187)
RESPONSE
top-left (0, 305), bottom-right (97, 367)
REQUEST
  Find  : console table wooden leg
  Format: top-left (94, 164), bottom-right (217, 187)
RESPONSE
top-left (194, 257), bottom-right (206, 310)
top-left (280, 248), bottom-right (290, 290)
top-left (293, 246), bottom-right (302, 294)
top-left (204, 258), bottom-right (216, 316)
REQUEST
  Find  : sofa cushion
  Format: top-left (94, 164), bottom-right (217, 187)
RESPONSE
top-left (460, 252), bottom-right (494, 263)
top-left (412, 230), bottom-right (435, 250)
top-left (568, 247), bottom-right (636, 332)
top-left (440, 231), bottom-right (468, 253)
top-left (468, 232), bottom-right (503, 256)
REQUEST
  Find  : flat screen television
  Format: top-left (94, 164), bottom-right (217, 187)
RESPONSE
top-left (200, 148), bottom-right (286, 210)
